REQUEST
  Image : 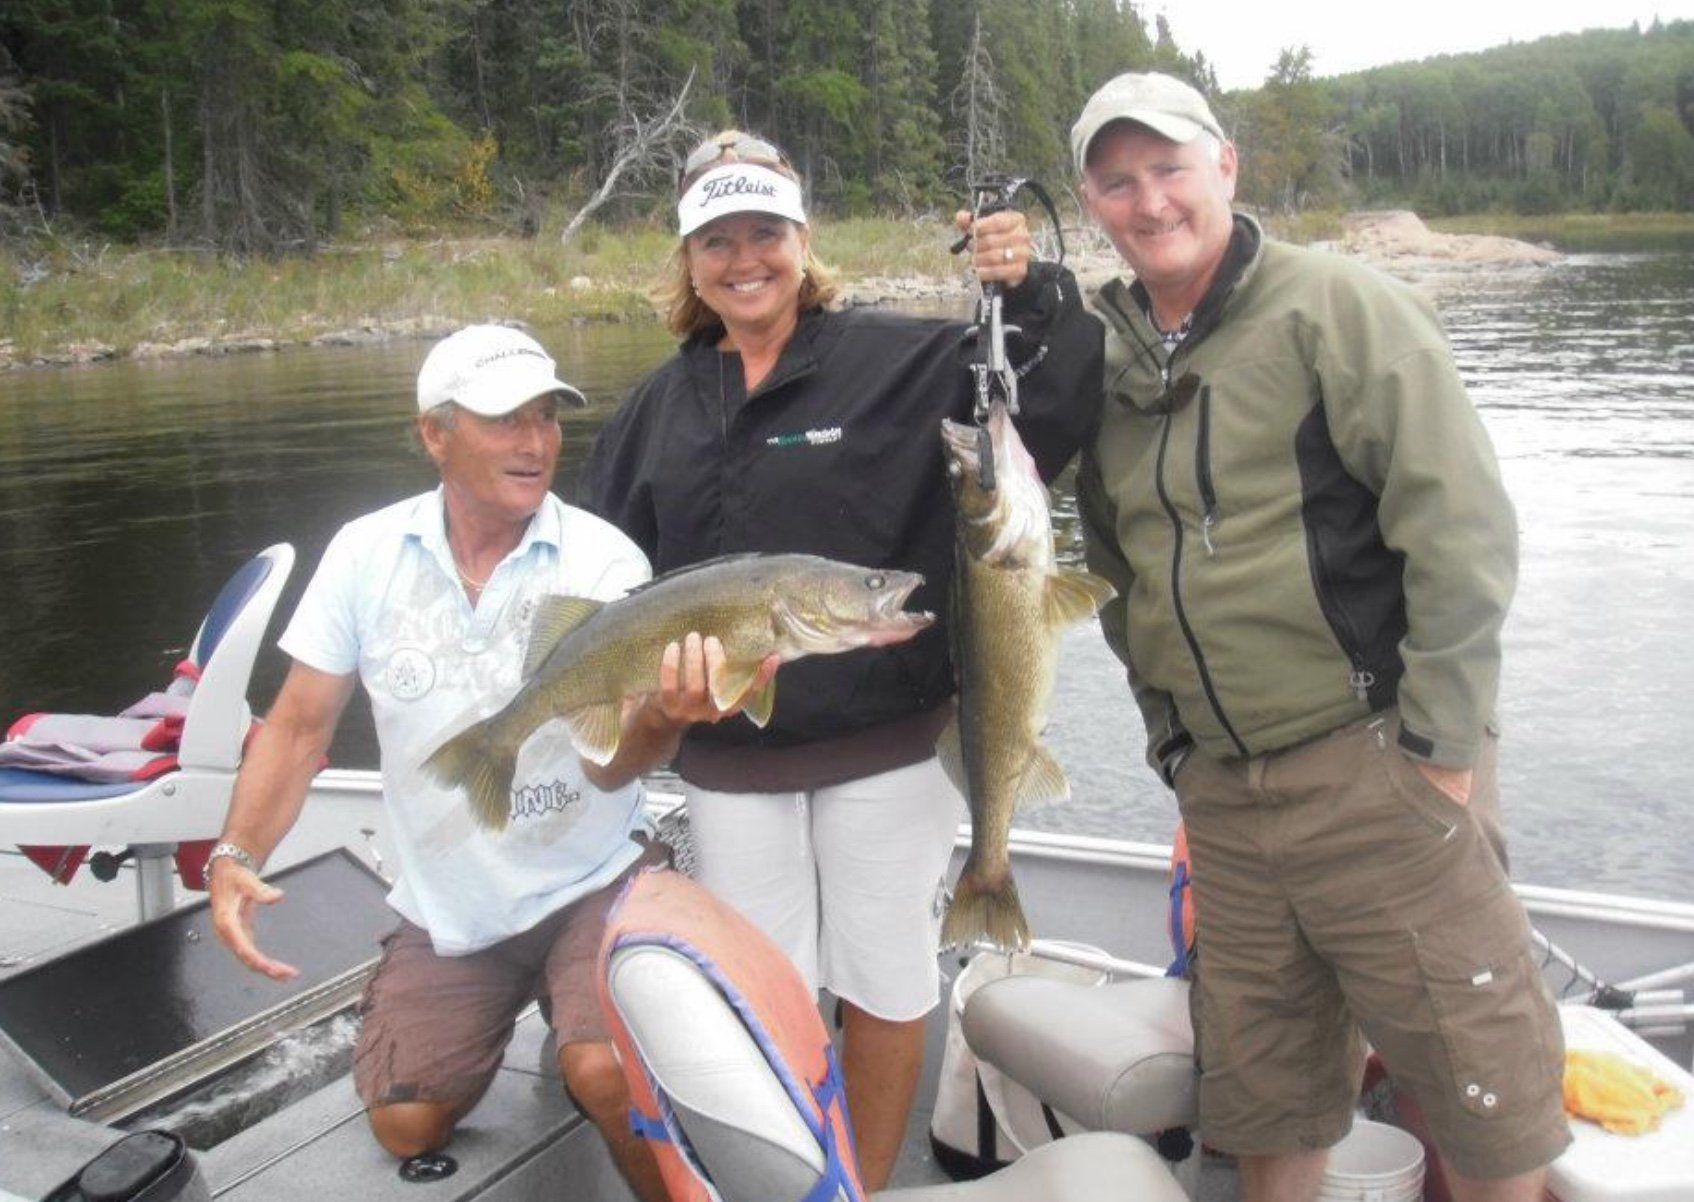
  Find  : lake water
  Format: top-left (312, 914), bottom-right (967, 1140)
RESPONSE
top-left (2, 247), bottom-right (1690, 902)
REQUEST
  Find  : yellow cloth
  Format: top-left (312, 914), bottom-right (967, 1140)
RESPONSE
top-left (1563, 1048), bottom-right (1685, 1135)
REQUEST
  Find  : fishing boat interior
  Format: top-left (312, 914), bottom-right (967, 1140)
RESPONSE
top-left (1, 545), bottom-right (1692, 1202)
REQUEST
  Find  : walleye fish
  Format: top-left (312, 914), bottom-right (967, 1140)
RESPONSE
top-left (424, 553), bottom-right (933, 830)
top-left (938, 402), bottom-right (1116, 950)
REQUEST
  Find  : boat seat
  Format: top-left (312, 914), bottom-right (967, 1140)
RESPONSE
top-left (962, 975), bottom-right (1198, 1137)
top-left (604, 922), bottom-right (1187, 1202)
top-left (0, 544), bottom-right (294, 919)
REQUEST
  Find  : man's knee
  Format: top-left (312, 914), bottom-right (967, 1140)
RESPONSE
top-left (368, 1100), bottom-right (459, 1159)
top-left (559, 1040), bottom-right (631, 1126)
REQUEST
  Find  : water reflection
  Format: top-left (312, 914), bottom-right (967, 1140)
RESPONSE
top-left (1, 249), bottom-right (1690, 901)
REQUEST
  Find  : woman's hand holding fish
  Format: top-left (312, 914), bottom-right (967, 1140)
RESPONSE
top-left (954, 209), bottom-right (1031, 289)
top-left (581, 633), bottom-right (780, 790)
top-left (651, 632), bottom-right (779, 728)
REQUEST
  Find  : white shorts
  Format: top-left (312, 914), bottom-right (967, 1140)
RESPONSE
top-left (684, 756), bottom-right (965, 1022)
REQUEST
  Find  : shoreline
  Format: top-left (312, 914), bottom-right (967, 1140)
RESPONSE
top-left (4, 210), bottom-right (1687, 373)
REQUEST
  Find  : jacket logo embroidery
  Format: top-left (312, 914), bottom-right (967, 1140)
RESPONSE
top-left (765, 426), bottom-right (842, 448)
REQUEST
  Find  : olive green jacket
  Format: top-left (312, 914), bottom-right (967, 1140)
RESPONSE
top-left (1078, 216), bottom-right (1517, 780)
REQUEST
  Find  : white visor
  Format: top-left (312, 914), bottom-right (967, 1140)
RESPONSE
top-left (678, 164), bottom-right (807, 236)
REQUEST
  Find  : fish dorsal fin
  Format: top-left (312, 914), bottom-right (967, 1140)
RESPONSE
top-left (1044, 568), bottom-right (1117, 629)
top-left (1016, 742), bottom-right (1071, 808)
top-left (524, 595), bottom-right (603, 679)
top-left (563, 701), bottom-right (623, 766)
top-left (935, 715), bottom-right (968, 797)
top-left (619, 552), bottom-right (774, 597)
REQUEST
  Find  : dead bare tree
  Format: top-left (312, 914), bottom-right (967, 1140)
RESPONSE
top-left (560, 67), bottom-right (696, 244)
top-left (948, 11), bottom-right (1006, 189)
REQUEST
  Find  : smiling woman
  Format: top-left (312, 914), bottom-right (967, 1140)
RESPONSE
top-left (579, 128), bottom-right (1105, 1191)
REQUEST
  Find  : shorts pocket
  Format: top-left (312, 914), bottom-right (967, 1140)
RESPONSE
top-left (1412, 884), bottom-right (1557, 1120)
top-left (1381, 745), bottom-right (1470, 840)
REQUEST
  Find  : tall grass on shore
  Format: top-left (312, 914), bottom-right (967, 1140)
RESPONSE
top-left (1, 216), bottom-right (962, 362)
top-left (11, 209), bottom-right (1686, 365)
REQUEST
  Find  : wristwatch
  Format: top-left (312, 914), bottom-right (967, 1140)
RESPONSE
top-left (207, 841), bottom-right (261, 876)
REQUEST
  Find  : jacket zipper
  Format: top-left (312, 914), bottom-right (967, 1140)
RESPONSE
top-left (1154, 397), bottom-right (1249, 758)
top-left (1306, 536), bottom-right (1377, 703)
top-left (1195, 384), bottom-right (1218, 556)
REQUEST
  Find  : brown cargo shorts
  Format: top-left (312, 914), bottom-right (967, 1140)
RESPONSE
top-left (1174, 711), bottom-right (1571, 1179)
top-left (352, 837), bottom-right (668, 1113)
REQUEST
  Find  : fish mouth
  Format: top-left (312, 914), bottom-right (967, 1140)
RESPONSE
top-left (867, 570), bottom-right (933, 643)
top-left (880, 570), bottom-right (924, 613)
top-left (939, 417), bottom-right (984, 472)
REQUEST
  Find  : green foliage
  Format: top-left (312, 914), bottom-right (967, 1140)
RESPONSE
top-left (11, 1), bottom-right (1688, 248)
top-left (98, 171), bottom-right (171, 240)
top-left (1624, 104), bottom-right (1694, 207)
top-left (0, 0), bottom-right (1203, 244)
top-left (1292, 20), bottom-right (1694, 214)
top-left (1232, 46), bottom-right (1344, 212)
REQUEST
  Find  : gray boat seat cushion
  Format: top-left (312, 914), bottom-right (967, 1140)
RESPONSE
top-left (962, 975), bottom-right (1198, 1136)
top-left (877, 1131), bottom-right (1187, 1201)
top-left (606, 944), bottom-right (826, 1200)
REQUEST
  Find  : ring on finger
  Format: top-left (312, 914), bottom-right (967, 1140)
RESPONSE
top-left (1002, 246), bottom-right (1015, 263)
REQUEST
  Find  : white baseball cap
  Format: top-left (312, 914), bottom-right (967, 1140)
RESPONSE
top-left (415, 325), bottom-right (585, 416)
top-left (1071, 72), bottom-right (1227, 173)
top-left (677, 163), bottom-right (807, 237)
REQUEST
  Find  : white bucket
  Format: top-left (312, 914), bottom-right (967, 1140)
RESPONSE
top-left (1316, 1119), bottom-right (1426, 1202)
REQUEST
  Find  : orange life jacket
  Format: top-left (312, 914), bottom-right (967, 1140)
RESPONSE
top-left (1168, 821), bottom-right (1196, 977)
top-left (597, 867), bottom-right (866, 1202)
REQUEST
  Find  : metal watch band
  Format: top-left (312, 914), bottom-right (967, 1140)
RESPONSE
top-left (207, 841), bottom-right (260, 875)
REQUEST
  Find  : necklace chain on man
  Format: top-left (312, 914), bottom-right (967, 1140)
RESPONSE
top-left (454, 558), bottom-right (489, 591)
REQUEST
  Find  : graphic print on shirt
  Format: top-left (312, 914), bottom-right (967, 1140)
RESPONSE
top-left (385, 645), bottom-right (436, 701)
top-left (365, 556), bottom-right (590, 836)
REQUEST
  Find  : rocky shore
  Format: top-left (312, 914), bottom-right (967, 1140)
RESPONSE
top-left (1338, 210), bottom-right (1560, 267)
top-left (0, 212), bottom-right (1559, 372)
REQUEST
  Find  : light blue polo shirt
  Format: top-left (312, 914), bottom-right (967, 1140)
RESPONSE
top-left (280, 488), bottom-right (652, 954)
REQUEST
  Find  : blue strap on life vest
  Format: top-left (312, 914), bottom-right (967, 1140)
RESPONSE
top-left (1166, 860), bottom-right (1192, 978)
top-left (630, 1053), bottom-right (866, 1202)
top-left (629, 1106), bottom-right (670, 1142)
top-left (797, 1057), bottom-right (860, 1202)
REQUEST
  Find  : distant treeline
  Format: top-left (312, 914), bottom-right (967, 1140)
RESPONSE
top-left (0, 5), bottom-right (1689, 255)
top-left (1228, 22), bottom-right (1694, 215)
top-left (0, 0), bottom-right (1210, 252)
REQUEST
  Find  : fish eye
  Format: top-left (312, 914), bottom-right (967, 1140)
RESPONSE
top-left (865, 573), bottom-right (885, 590)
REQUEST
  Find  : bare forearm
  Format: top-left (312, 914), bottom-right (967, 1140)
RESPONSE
top-left (217, 662), bottom-right (351, 862)
top-left (218, 719), bottom-right (330, 862)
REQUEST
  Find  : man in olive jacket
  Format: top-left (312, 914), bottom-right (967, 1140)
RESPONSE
top-left (1073, 72), bottom-right (1570, 1202)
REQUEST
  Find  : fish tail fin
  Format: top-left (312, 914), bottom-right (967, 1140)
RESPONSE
top-left (941, 866), bottom-right (1031, 952)
top-left (422, 716), bottom-right (519, 832)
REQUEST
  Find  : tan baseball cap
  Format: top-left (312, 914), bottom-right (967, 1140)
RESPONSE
top-left (1071, 72), bottom-right (1227, 173)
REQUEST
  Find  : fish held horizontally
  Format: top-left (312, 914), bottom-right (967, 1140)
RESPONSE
top-left (423, 553), bottom-right (933, 830)
top-left (938, 401), bottom-right (1116, 951)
